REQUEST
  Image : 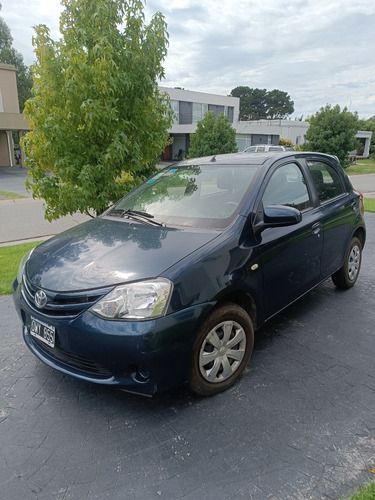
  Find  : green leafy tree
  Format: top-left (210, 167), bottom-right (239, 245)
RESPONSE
top-left (304, 104), bottom-right (359, 166)
top-left (0, 12), bottom-right (33, 111)
top-left (266, 89), bottom-right (294, 119)
top-left (230, 86), bottom-right (294, 120)
top-left (230, 86), bottom-right (267, 120)
top-left (188, 111), bottom-right (238, 158)
top-left (279, 138), bottom-right (295, 148)
top-left (24, 0), bottom-right (173, 220)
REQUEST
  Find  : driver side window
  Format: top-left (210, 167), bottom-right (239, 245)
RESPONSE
top-left (262, 163), bottom-right (310, 211)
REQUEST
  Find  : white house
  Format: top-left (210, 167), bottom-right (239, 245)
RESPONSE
top-left (161, 86), bottom-right (309, 160)
top-left (161, 87), bottom-right (372, 159)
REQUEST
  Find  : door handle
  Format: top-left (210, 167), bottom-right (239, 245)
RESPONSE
top-left (311, 222), bottom-right (322, 235)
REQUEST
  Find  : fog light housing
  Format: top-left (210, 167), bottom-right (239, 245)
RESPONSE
top-left (132, 366), bottom-right (151, 383)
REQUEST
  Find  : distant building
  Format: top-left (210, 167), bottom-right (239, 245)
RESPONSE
top-left (162, 87), bottom-right (375, 159)
top-left (234, 118), bottom-right (309, 151)
top-left (0, 63), bottom-right (29, 167)
top-left (161, 87), bottom-right (309, 159)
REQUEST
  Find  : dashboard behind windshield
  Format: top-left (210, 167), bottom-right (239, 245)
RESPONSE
top-left (107, 164), bottom-right (260, 229)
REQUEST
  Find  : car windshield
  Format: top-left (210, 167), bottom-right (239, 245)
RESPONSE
top-left (106, 163), bottom-right (260, 229)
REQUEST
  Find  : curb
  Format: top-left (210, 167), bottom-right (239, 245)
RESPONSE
top-left (0, 236), bottom-right (52, 248)
top-left (0, 197), bottom-right (39, 205)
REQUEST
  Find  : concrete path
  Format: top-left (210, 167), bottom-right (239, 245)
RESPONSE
top-left (0, 198), bottom-right (90, 246)
top-left (0, 168), bottom-right (90, 246)
top-left (348, 173), bottom-right (375, 197)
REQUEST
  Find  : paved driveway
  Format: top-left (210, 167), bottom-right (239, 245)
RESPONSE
top-left (1, 215), bottom-right (375, 499)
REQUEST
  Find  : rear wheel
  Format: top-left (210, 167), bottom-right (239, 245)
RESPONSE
top-left (332, 236), bottom-right (362, 289)
top-left (188, 303), bottom-right (254, 396)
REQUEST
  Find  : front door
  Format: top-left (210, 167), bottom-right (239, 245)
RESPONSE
top-left (256, 162), bottom-right (324, 318)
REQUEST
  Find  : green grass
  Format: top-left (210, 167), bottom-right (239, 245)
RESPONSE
top-left (0, 190), bottom-right (27, 200)
top-left (364, 198), bottom-right (375, 213)
top-left (343, 481), bottom-right (375, 500)
top-left (346, 158), bottom-right (375, 175)
top-left (0, 241), bottom-right (43, 295)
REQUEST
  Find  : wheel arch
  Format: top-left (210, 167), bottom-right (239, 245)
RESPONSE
top-left (215, 290), bottom-right (258, 330)
top-left (353, 226), bottom-right (366, 248)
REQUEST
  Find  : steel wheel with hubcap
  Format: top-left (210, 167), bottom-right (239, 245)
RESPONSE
top-left (332, 236), bottom-right (362, 289)
top-left (188, 303), bottom-right (254, 396)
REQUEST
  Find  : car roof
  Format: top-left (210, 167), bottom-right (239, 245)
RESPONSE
top-left (245, 144), bottom-right (284, 149)
top-left (175, 151), bottom-right (338, 167)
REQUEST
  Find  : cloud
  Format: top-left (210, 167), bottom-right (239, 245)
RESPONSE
top-left (1, 0), bottom-right (374, 118)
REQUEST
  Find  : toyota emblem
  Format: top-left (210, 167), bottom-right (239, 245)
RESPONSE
top-left (35, 290), bottom-right (47, 309)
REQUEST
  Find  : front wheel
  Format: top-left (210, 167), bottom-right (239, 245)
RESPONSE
top-left (188, 303), bottom-right (254, 396)
top-left (332, 236), bottom-right (362, 289)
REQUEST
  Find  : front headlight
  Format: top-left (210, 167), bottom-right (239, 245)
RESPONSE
top-left (90, 278), bottom-right (173, 320)
top-left (16, 248), bottom-right (35, 284)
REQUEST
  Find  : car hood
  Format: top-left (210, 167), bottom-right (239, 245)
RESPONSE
top-left (26, 218), bottom-right (219, 292)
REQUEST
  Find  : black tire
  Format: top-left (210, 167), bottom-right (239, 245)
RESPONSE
top-left (332, 236), bottom-right (362, 289)
top-left (188, 303), bottom-right (254, 396)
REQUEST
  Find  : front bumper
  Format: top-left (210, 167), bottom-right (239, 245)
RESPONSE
top-left (13, 278), bottom-right (212, 396)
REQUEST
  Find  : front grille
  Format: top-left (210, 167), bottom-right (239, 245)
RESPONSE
top-left (32, 336), bottom-right (113, 378)
top-left (22, 275), bottom-right (113, 317)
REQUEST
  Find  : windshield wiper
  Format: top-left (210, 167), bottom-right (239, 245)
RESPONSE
top-left (108, 208), bottom-right (165, 227)
top-left (123, 209), bottom-right (154, 219)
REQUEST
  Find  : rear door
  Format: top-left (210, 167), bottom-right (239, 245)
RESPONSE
top-left (305, 158), bottom-right (358, 277)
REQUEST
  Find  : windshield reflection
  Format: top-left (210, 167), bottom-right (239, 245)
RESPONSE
top-left (107, 164), bottom-right (259, 229)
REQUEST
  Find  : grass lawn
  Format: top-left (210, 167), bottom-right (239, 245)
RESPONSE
top-left (0, 190), bottom-right (26, 200)
top-left (0, 241), bottom-right (43, 295)
top-left (346, 158), bottom-right (375, 175)
top-left (364, 198), bottom-right (375, 213)
top-left (343, 482), bottom-right (375, 500)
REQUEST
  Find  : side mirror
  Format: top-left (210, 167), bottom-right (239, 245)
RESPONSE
top-left (259, 204), bottom-right (302, 229)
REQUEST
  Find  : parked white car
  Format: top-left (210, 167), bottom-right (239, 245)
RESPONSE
top-left (244, 144), bottom-right (295, 152)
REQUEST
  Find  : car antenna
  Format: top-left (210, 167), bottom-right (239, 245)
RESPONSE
top-left (210, 155), bottom-right (216, 162)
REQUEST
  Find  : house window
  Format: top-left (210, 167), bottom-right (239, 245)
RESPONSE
top-left (170, 100), bottom-right (179, 123)
top-left (236, 134), bottom-right (252, 151)
top-left (193, 103), bottom-right (208, 124)
top-left (0, 89), bottom-right (3, 112)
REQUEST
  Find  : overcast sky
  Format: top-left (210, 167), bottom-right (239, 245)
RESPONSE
top-left (1, 0), bottom-right (374, 119)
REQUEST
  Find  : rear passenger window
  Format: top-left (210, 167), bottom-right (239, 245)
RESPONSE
top-left (307, 161), bottom-right (345, 202)
top-left (262, 163), bottom-right (310, 211)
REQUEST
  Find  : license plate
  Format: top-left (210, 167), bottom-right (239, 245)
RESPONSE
top-left (30, 317), bottom-right (55, 348)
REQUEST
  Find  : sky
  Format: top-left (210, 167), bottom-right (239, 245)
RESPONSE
top-left (1, 0), bottom-right (374, 119)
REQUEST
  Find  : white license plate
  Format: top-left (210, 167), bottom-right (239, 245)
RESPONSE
top-left (30, 317), bottom-right (55, 348)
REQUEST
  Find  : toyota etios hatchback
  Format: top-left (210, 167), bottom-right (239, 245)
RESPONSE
top-left (13, 152), bottom-right (366, 396)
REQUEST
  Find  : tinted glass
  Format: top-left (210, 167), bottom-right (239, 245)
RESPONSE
top-left (107, 164), bottom-right (260, 228)
top-left (307, 161), bottom-right (346, 202)
top-left (262, 163), bottom-right (310, 211)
